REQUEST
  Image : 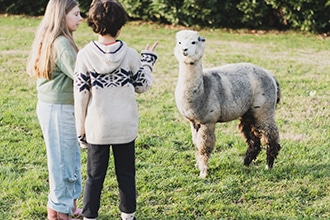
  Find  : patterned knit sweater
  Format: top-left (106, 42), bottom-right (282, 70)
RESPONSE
top-left (74, 40), bottom-right (157, 146)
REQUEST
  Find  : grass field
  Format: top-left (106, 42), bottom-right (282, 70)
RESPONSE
top-left (0, 15), bottom-right (329, 219)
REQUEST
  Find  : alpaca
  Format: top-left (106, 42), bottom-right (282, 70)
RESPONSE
top-left (174, 30), bottom-right (281, 178)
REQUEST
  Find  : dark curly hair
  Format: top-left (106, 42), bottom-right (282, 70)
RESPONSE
top-left (87, 0), bottom-right (128, 37)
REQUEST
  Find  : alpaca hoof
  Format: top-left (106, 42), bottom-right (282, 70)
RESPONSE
top-left (266, 158), bottom-right (274, 169)
top-left (266, 163), bottom-right (274, 170)
top-left (199, 167), bottom-right (207, 178)
top-left (199, 171), bottom-right (207, 178)
top-left (243, 157), bottom-right (252, 166)
top-left (197, 164), bottom-right (208, 178)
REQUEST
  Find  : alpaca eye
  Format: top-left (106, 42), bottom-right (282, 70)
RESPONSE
top-left (178, 42), bottom-right (181, 44)
top-left (191, 41), bottom-right (196, 44)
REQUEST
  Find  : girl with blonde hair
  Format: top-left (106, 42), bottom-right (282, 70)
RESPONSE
top-left (27, 0), bottom-right (83, 219)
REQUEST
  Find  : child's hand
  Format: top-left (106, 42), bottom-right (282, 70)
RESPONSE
top-left (145, 42), bottom-right (158, 52)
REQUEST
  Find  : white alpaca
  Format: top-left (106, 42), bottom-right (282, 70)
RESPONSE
top-left (174, 30), bottom-right (281, 178)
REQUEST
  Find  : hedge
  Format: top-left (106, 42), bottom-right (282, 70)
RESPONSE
top-left (0, 0), bottom-right (329, 33)
top-left (120, 0), bottom-right (330, 33)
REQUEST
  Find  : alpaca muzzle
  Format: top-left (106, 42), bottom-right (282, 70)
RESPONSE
top-left (183, 48), bottom-right (189, 56)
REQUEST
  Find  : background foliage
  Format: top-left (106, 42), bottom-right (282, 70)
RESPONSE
top-left (0, 0), bottom-right (329, 34)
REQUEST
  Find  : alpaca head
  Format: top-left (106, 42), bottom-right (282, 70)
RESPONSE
top-left (174, 30), bottom-right (206, 64)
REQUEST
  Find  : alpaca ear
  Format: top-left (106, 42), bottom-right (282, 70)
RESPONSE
top-left (198, 36), bottom-right (206, 42)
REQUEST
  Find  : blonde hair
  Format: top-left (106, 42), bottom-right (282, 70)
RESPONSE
top-left (27, 0), bottom-right (79, 79)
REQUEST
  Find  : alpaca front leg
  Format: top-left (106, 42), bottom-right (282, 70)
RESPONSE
top-left (190, 121), bottom-right (200, 146)
top-left (194, 123), bottom-right (215, 178)
top-left (195, 150), bottom-right (208, 178)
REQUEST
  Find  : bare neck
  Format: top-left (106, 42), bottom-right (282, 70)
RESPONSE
top-left (98, 34), bottom-right (117, 45)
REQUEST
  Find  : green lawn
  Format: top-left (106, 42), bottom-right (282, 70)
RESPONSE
top-left (0, 15), bottom-right (329, 219)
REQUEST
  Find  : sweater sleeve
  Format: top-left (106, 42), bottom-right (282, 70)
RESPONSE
top-left (74, 52), bottom-right (90, 148)
top-left (54, 37), bottom-right (77, 80)
top-left (130, 49), bottom-right (158, 94)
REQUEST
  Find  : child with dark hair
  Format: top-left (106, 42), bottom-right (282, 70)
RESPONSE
top-left (73, 0), bottom-right (158, 219)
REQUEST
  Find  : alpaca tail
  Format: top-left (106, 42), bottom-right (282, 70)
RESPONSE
top-left (274, 78), bottom-right (281, 104)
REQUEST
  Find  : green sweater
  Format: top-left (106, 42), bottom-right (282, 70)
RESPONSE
top-left (37, 36), bottom-right (77, 104)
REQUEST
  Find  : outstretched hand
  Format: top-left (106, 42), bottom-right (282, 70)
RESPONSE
top-left (145, 42), bottom-right (158, 52)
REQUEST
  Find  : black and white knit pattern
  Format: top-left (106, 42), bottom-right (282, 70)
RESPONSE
top-left (75, 67), bottom-right (150, 92)
top-left (141, 52), bottom-right (157, 66)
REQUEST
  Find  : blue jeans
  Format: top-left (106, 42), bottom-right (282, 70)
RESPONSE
top-left (37, 101), bottom-right (82, 215)
top-left (82, 141), bottom-right (136, 218)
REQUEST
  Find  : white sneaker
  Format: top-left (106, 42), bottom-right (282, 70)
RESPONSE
top-left (121, 212), bottom-right (135, 220)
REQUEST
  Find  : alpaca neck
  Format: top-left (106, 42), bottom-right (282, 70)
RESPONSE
top-left (175, 58), bottom-right (207, 121)
top-left (177, 59), bottom-right (204, 95)
top-left (175, 60), bottom-right (204, 108)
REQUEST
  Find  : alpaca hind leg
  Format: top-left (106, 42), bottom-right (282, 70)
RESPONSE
top-left (263, 123), bottom-right (281, 169)
top-left (265, 140), bottom-right (281, 169)
top-left (194, 123), bottom-right (215, 178)
top-left (239, 116), bottom-right (261, 166)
